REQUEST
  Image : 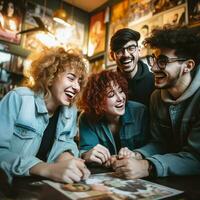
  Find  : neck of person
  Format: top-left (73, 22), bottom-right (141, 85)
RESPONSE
top-left (45, 95), bottom-right (59, 117)
top-left (168, 73), bottom-right (192, 100)
top-left (105, 114), bottom-right (120, 124)
top-left (121, 63), bottom-right (138, 80)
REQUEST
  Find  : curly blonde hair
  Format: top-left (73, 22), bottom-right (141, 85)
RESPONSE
top-left (25, 48), bottom-right (88, 98)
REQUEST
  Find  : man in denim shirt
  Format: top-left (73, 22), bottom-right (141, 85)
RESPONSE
top-left (112, 27), bottom-right (200, 178)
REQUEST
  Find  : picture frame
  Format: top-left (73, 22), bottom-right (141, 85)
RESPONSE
top-left (0, 0), bottom-right (25, 44)
top-left (188, 0), bottom-right (200, 26)
top-left (106, 0), bottom-right (129, 66)
top-left (163, 4), bottom-right (187, 28)
top-left (88, 11), bottom-right (106, 57)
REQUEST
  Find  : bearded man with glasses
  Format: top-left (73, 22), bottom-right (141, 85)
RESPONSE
top-left (110, 28), bottom-right (155, 107)
top-left (112, 27), bottom-right (200, 179)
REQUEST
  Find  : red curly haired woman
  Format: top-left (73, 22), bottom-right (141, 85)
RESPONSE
top-left (78, 69), bottom-right (149, 168)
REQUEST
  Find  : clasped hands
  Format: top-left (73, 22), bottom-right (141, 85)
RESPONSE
top-left (82, 144), bottom-right (149, 179)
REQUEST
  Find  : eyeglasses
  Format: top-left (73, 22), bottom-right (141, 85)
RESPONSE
top-left (146, 54), bottom-right (187, 70)
top-left (115, 44), bottom-right (138, 57)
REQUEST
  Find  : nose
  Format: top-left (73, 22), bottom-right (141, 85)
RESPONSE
top-left (123, 48), bottom-right (130, 57)
top-left (150, 62), bottom-right (160, 72)
top-left (115, 91), bottom-right (124, 101)
top-left (72, 80), bottom-right (80, 92)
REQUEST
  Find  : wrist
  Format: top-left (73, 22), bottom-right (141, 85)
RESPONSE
top-left (147, 160), bottom-right (156, 177)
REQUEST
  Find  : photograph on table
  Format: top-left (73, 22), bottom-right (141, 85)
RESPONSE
top-left (44, 172), bottom-right (183, 200)
top-left (128, 0), bottom-right (153, 24)
top-left (188, 0), bottom-right (200, 26)
top-left (152, 0), bottom-right (185, 15)
top-left (0, 0), bottom-right (25, 44)
top-left (163, 4), bottom-right (187, 29)
top-left (87, 11), bottom-right (106, 57)
top-left (129, 14), bottom-right (163, 57)
top-left (106, 0), bottom-right (129, 66)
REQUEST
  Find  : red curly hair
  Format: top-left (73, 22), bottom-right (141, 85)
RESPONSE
top-left (78, 69), bottom-right (128, 120)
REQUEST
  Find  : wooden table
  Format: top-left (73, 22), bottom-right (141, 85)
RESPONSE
top-left (0, 167), bottom-right (200, 200)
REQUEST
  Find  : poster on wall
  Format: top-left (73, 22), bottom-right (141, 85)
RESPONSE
top-left (128, 0), bottom-right (153, 25)
top-left (106, 0), bottom-right (129, 66)
top-left (163, 4), bottom-right (187, 28)
top-left (0, 0), bottom-right (25, 44)
top-left (152, 0), bottom-right (185, 15)
top-left (188, 0), bottom-right (200, 26)
top-left (129, 14), bottom-right (163, 57)
top-left (88, 11), bottom-right (106, 57)
top-left (25, 1), bottom-right (53, 29)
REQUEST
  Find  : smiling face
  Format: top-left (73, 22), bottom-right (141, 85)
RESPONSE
top-left (104, 81), bottom-right (126, 118)
top-left (111, 40), bottom-right (139, 78)
top-left (151, 48), bottom-right (185, 89)
top-left (50, 69), bottom-right (82, 107)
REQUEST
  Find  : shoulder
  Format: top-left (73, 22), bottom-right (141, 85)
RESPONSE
top-left (13, 87), bottom-right (35, 97)
top-left (126, 100), bottom-right (147, 111)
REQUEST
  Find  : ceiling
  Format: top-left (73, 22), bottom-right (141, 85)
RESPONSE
top-left (64, 0), bottom-right (108, 12)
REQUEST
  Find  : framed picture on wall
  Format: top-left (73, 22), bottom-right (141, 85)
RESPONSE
top-left (129, 14), bottom-right (163, 57)
top-left (0, 0), bottom-right (25, 44)
top-left (89, 56), bottom-right (105, 74)
top-left (163, 4), bottom-right (187, 28)
top-left (88, 11), bottom-right (106, 57)
top-left (188, 0), bottom-right (200, 26)
top-left (152, 0), bottom-right (185, 15)
top-left (106, 0), bottom-right (129, 66)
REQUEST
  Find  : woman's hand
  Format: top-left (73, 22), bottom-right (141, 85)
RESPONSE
top-left (30, 158), bottom-right (90, 183)
top-left (81, 144), bottom-right (111, 165)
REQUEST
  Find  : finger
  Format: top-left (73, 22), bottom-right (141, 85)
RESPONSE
top-left (68, 171), bottom-right (82, 183)
top-left (95, 144), bottom-right (111, 161)
top-left (113, 158), bottom-right (127, 170)
top-left (90, 154), bottom-right (103, 164)
top-left (81, 167), bottom-right (91, 180)
top-left (94, 150), bottom-right (108, 163)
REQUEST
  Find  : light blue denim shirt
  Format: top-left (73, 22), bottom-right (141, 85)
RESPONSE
top-left (0, 87), bottom-right (79, 182)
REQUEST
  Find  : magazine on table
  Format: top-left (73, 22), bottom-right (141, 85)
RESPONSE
top-left (44, 172), bottom-right (183, 200)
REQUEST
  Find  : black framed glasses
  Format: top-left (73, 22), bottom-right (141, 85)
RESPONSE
top-left (115, 44), bottom-right (138, 57)
top-left (146, 54), bottom-right (187, 70)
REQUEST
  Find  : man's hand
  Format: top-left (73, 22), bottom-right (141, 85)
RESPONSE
top-left (81, 144), bottom-right (111, 165)
top-left (112, 157), bottom-right (149, 179)
top-left (118, 147), bottom-right (143, 159)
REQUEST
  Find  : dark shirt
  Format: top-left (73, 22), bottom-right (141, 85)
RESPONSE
top-left (36, 108), bottom-right (60, 161)
top-left (127, 60), bottom-right (155, 107)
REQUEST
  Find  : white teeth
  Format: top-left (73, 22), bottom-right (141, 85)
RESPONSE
top-left (123, 60), bottom-right (132, 64)
top-left (65, 91), bottom-right (75, 99)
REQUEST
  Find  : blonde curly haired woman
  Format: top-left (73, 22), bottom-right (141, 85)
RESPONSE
top-left (0, 48), bottom-right (90, 184)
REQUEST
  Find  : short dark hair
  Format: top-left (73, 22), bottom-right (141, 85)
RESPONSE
top-left (110, 28), bottom-right (140, 52)
top-left (144, 27), bottom-right (200, 66)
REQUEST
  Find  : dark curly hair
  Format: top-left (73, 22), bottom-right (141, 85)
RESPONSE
top-left (144, 26), bottom-right (200, 66)
top-left (78, 69), bottom-right (128, 120)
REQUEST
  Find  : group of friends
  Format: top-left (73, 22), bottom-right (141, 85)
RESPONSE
top-left (0, 26), bottom-right (200, 184)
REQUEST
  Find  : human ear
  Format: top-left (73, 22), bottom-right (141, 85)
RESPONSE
top-left (110, 51), bottom-right (115, 61)
top-left (183, 59), bottom-right (195, 73)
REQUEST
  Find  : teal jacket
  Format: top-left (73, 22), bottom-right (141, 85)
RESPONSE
top-left (136, 66), bottom-right (200, 177)
top-left (0, 87), bottom-right (79, 182)
top-left (79, 101), bottom-right (149, 155)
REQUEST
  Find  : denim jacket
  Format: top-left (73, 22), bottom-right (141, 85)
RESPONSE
top-left (0, 87), bottom-right (79, 181)
top-left (136, 66), bottom-right (200, 176)
top-left (79, 101), bottom-right (149, 155)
